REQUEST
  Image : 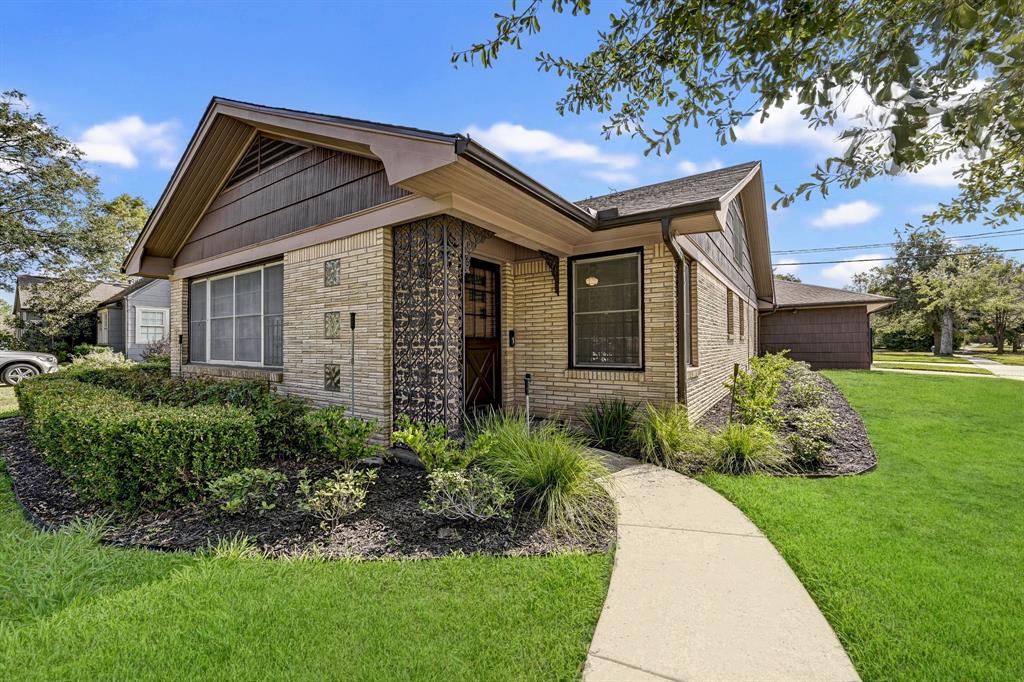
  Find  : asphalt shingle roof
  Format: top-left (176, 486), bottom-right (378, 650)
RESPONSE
top-left (772, 279), bottom-right (896, 309)
top-left (576, 161), bottom-right (759, 217)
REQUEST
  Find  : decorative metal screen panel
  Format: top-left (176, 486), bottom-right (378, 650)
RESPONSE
top-left (324, 364), bottom-right (341, 392)
top-left (392, 215), bottom-right (492, 431)
top-left (324, 259), bottom-right (341, 287)
top-left (325, 311), bottom-right (342, 339)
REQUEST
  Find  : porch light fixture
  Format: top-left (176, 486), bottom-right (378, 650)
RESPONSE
top-left (585, 275), bottom-right (599, 287)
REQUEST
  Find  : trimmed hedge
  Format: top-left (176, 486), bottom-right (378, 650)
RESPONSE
top-left (66, 364), bottom-right (309, 459)
top-left (16, 376), bottom-right (258, 509)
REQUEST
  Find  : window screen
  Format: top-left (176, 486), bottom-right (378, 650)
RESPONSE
top-left (571, 251), bottom-right (642, 368)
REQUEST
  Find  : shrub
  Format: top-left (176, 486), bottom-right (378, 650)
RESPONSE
top-left (207, 468), bottom-right (287, 515)
top-left (297, 467), bottom-right (377, 529)
top-left (473, 411), bottom-right (613, 540)
top-left (16, 376), bottom-right (259, 509)
top-left (71, 343), bottom-right (105, 357)
top-left (70, 347), bottom-right (133, 369)
top-left (727, 351), bottom-right (794, 426)
top-left (420, 468), bottom-right (513, 522)
top-left (582, 398), bottom-right (637, 453)
top-left (391, 414), bottom-right (471, 471)
top-left (140, 338), bottom-right (171, 362)
top-left (786, 406), bottom-right (837, 469)
top-left (784, 362), bottom-right (827, 408)
top-left (304, 406), bottom-right (381, 464)
top-left (630, 402), bottom-right (710, 467)
top-left (709, 422), bottom-right (789, 475)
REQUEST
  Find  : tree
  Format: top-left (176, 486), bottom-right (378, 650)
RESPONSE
top-left (975, 257), bottom-right (1024, 353)
top-left (456, 1), bottom-right (1024, 226)
top-left (14, 273), bottom-right (98, 355)
top-left (913, 250), bottom-right (992, 355)
top-left (84, 194), bottom-right (150, 281)
top-left (773, 272), bottom-right (801, 282)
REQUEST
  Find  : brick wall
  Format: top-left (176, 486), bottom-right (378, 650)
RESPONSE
top-left (505, 243), bottom-right (678, 422)
top-left (169, 276), bottom-right (186, 375)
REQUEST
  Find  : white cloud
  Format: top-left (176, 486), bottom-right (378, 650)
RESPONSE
top-left (820, 253), bottom-right (887, 286)
top-left (811, 200), bottom-right (881, 228)
top-left (677, 158), bottom-right (724, 175)
top-left (465, 122), bottom-right (637, 170)
top-left (773, 258), bottom-right (801, 277)
top-left (76, 116), bottom-right (180, 169)
top-left (586, 169), bottom-right (637, 185)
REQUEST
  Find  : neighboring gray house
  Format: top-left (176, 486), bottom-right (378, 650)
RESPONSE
top-left (96, 278), bottom-right (171, 360)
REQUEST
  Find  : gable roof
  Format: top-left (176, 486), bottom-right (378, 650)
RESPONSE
top-left (96, 278), bottom-right (161, 307)
top-left (770, 279), bottom-right (895, 313)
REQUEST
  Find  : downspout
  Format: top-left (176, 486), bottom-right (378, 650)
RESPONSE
top-left (661, 218), bottom-right (687, 405)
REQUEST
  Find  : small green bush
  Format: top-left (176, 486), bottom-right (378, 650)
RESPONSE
top-left (785, 362), bottom-right (827, 408)
top-left (709, 422), bottom-right (789, 475)
top-left (727, 351), bottom-right (794, 426)
top-left (297, 467), bottom-right (377, 529)
top-left (630, 402), bottom-right (710, 467)
top-left (420, 468), bottom-right (513, 522)
top-left (786, 406), bottom-right (837, 468)
top-left (391, 414), bottom-right (471, 471)
top-left (70, 347), bottom-right (133, 369)
top-left (71, 343), bottom-right (105, 357)
top-left (207, 468), bottom-right (287, 515)
top-left (16, 376), bottom-right (259, 508)
top-left (473, 411), bottom-right (613, 540)
top-left (582, 398), bottom-right (637, 453)
top-left (303, 406), bottom-right (381, 464)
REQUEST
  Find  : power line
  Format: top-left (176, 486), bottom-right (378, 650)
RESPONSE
top-left (772, 247), bottom-right (1024, 267)
top-left (772, 227), bottom-right (1024, 255)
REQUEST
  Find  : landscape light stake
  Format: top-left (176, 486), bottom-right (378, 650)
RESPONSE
top-left (524, 373), bottom-right (533, 429)
top-left (350, 312), bottom-right (356, 414)
top-left (728, 363), bottom-right (739, 423)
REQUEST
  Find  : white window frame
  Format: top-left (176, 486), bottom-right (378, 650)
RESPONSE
top-left (190, 261), bottom-right (282, 367)
top-left (570, 250), bottom-right (644, 370)
top-left (97, 308), bottom-right (109, 346)
top-left (135, 306), bottom-right (170, 345)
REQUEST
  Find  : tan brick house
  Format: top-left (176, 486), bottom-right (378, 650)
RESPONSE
top-left (124, 98), bottom-right (776, 431)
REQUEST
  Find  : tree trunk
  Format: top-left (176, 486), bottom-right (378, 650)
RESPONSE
top-left (932, 328), bottom-right (942, 356)
top-left (939, 308), bottom-right (954, 356)
top-left (995, 334), bottom-right (1005, 354)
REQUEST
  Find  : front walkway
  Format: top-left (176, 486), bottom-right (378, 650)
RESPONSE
top-left (961, 354), bottom-right (1024, 381)
top-left (585, 462), bottom-right (859, 682)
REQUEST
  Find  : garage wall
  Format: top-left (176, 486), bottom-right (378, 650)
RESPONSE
top-left (759, 305), bottom-right (872, 369)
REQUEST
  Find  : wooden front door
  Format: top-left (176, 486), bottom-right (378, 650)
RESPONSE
top-left (464, 260), bottom-right (501, 414)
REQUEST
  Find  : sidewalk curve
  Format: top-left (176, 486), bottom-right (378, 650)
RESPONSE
top-left (585, 463), bottom-right (860, 682)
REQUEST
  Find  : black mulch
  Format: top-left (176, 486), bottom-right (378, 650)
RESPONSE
top-left (0, 418), bottom-right (612, 559)
top-left (697, 371), bottom-right (877, 477)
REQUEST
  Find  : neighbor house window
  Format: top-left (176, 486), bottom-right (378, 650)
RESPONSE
top-left (189, 262), bottom-right (283, 366)
top-left (570, 250), bottom-right (642, 369)
top-left (135, 307), bottom-right (169, 344)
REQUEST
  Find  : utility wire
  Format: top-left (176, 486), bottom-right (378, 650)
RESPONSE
top-left (772, 227), bottom-right (1024, 255)
top-left (772, 247), bottom-right (1024, 267)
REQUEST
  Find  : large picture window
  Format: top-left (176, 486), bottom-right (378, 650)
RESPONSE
top-left (189, 262), bottom-right (283, 366)
top-left (570, 250), bottom-right (643, 369)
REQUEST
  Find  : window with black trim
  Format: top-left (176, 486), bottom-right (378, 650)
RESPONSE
top-left (570, 250), bottom-right (642, 369)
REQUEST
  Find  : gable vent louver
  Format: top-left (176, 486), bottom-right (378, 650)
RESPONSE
top-left (225, 135), bottom-right (306, 188)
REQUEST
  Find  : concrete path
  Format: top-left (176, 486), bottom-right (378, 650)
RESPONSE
top-left (961, 354), bottom-right (1024, 381)
top-left (871, 366), bottom-right (1000, 379)
top-left (584, 463), bottom-right (859, 682)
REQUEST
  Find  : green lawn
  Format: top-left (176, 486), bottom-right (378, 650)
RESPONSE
top-left (966, 348), bottom-right (1024, 367)
top-left (0, 463), bottom-right (612, 680)
top-left (702, 371), bottom-right (1024, 681)
top-left (871, 351), bottom-right (969, 364)
top-left (872, 361), bottom-right (993, 375)
top-left (0, 387), bottom-right (16, 419)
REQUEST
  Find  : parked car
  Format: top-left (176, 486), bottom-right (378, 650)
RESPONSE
top-left (0, 350), bottom-right (59, 385)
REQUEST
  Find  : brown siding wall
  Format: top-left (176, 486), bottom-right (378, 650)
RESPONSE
top-left (759, 306), bottom-right (871, 369)
top-left (176, 146), bottom-right (408, 265)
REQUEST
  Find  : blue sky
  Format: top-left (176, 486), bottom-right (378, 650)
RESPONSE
top-left (4, 0), bottom-right (1021, 303)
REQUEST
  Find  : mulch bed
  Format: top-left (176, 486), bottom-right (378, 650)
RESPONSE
top-left (697, 371), bottom-right (877, 477)
top-left (0, 417), bottom-right (612, 559)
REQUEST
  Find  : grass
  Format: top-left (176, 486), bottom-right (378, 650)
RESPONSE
top-left (0, 462), bottom-right (612, 679)
top-left (0, 387), bottom-right (16, 419)
top-left (873, 361), bottom-right (994, 375)
top-left (871, 351), bottom-right (969, 364)
top-left (964, 346), bottom-right (1024, 366)
top-left (701, 371), bottom-right (1024, 681)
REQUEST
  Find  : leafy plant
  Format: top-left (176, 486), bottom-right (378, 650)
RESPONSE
top-left (207, 468), bottom-right (287, 515)
top-left (709, 423), bottom-right (789, 475)
top-left (473, 410), bottom-right (613, 540)
top-left (786, 406), bottom-right (838, 469)
top-left (727, 351), bottom-right (794, 427)
top-left (70, 347), bottom-right (133, 369)
top-left (296, 467), bottom-right (378, 530)
top-left (420, 468), bottom-right (513, 522)
top-left (303, 406), bottom-right (380, 465)
top-left (391, 414), bottom-right (471, 472)
top-left (785, 367), bottom-right (827, 409)
top-left (582, 398), bottom-right (637, 453)
top-left (629, 402), bottom-right (710, 467)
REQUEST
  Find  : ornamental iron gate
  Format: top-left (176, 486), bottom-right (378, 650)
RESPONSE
top-left (392, 215), bottom-right (492, 431)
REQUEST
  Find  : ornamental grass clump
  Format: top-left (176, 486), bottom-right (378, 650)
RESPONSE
top-left (709, 422), bottom-right (790, 475)
top-left (582, 398), bottom-right (637, 453)
top-left (630, 402), bottom-right (710, 467)
top-left (472, 411), bottom-right (613, 540)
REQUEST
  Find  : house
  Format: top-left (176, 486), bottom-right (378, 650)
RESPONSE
top-left (124, 98), bottom-right (776, 431)
top-left (759, 279), bottom-right (895, 369)
top-left (12, 275), bottom-right (129, 343)
top-left (95, 278), bottom-right (172, 360)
